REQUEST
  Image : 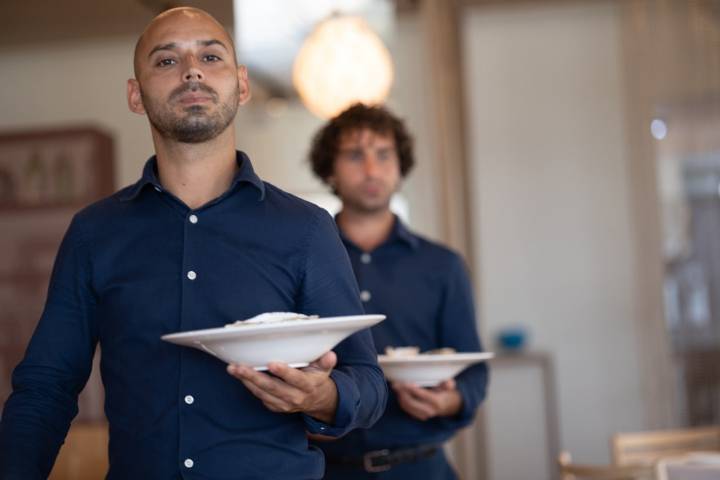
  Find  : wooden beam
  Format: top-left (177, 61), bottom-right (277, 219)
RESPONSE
top-left (419, 1), bottom-right (487, 478)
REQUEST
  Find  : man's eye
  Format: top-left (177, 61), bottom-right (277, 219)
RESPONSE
top-left (157, 58), bottom-right (176, 67)
top-left (204, 54), bottom-right (221, 62)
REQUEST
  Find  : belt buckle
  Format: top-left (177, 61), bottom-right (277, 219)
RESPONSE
top-left (363, 449), bottom-right (392, 473)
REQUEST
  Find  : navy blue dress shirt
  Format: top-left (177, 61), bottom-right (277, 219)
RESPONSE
top-left (316, 217), bottom-right (489, 478)
top-left (0, 152), bottom-right (387, 480)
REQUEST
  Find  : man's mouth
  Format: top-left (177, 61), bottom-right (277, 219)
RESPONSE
top-left (177, 93), bottom-right (212, 105)
top-left (362, 184), bottom-right (383, 195)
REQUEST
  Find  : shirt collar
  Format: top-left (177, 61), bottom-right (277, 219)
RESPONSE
top-left (336, 214), bottom-right (420, 251)
top-left (118, 150), bottom-right (266, 202)
top-left (390, 215), bottom-right (420, 250)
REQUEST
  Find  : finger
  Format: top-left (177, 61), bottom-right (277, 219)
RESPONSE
top-left (239, 377), bottom-right (296, 413)
top-left (437, 379), bottom-right (457, 391)
top-left (391, 381), bottom-right (416, 393)
top-left (401, 383), bottom-right (435, 399)
top-left (404, 385), bottom-right (445, 412)
top-left (396, 391), bottom-right (436, 420)
top-left (267, 362), bottom-right (318, 392)
top-left (308, 351), bottom-right (337, 371)
top-left (396, 394), bottom-right (428, 420)
top-left (228, 364), bottom-right (280, 388)
top-left (230, 364), bottom-right (304, 404)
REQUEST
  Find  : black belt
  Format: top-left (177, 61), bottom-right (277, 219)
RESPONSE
top-left (326, 445), bottom-right (440, 473)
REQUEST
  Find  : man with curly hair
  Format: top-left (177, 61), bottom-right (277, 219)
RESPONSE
top-left (308, 103), bottom-right (489, 479)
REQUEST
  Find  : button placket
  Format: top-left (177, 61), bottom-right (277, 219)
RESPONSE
top-left (179, 208), bottom-right (201, 472)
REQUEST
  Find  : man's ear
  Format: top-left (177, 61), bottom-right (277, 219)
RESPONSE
top-left (237, 65), bottom-right (251, 105)
top-left (127, 79), bottom-right (146, 115)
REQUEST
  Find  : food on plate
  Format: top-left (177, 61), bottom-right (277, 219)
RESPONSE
top-left (423, 347), bottom-right (457, 355)
top-left (384, 346), bottom-right (458, 357)
top-left (224, 312), bottom-right (318, 328)
top-left (384, 346), bottom-right (420, 357)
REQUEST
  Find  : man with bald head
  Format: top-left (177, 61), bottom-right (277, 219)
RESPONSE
top-left (0, 8), bottom-right (386, 480)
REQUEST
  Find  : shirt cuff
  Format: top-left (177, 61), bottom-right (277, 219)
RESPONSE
top-left (303, 369), bottom-right (360, 437)
top-left (454, 377), bottom-right (476, 422)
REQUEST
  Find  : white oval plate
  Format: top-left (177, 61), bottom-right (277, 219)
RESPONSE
top-left (378, 352), bottom-right (494, 386)
top-left (162, 314), bottom-right (385, 370)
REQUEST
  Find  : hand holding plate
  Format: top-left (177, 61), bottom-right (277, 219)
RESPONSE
top-left (392, 378), bottom-right (462, 421)
top-left (227, 351), bottom-right (339, 424)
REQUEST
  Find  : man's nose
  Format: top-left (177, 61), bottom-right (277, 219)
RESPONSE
top-left (364, 157), bottom-right (380, 176)
top-left (183, 58), bottom-right (204, 82)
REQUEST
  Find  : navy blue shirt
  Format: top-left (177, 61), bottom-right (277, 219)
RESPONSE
top-left (0, 152), bottom-right (387, 480)
top-left (316, 217), bottom-right (488, 458)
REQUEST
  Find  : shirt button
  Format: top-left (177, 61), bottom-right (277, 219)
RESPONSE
top-left (360, 253), bottom-right (372, 264)
top-left (153, 185), bottom-right (162, 192)
top-left (189, 214), bottom-right (198, 224)
top-left (184, 395), bottom-right (194, 405)
top-left (360, 290), bottom-right (371, 302)
top-left (184, 458), bottom-right (194, 469)
top-left (187, 271), bottom-right (197, 281)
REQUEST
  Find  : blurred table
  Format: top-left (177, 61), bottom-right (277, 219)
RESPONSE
top-left (487, 351), bottom-right (560, 480)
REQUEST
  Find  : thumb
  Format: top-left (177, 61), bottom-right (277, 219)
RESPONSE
top-left (438, 379), bottom-right (457, 391)
top-left (310, 351), bottom-right (337, 372)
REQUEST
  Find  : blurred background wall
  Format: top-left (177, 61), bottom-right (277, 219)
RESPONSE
top-left (465, 2), bottom-right (649, 475)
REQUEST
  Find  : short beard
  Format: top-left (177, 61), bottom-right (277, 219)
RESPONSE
top-left (142, 81), bottom-right (239, 144)
top-left (341, 193), bottom-right (393, 216)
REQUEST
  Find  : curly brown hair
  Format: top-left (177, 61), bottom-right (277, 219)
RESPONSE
top-left (308, 103), bottom-right (415, 184)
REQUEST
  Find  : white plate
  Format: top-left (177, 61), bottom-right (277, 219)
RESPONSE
top-left (378, 352), bottom-right (494, 386)
top-left (161, 314), bottom-right (385, 370)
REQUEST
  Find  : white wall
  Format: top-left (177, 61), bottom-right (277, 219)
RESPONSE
top-left (463, 0), bottom-right (646, 466)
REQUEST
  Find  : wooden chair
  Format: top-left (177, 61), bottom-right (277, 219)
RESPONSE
top-left (654, 451), bottom-right (720, 480)
top-left (558, 451), bottom-right (654, 480)
top-left (49, 422), bottom-right (108, 480)
top-left (611, 426), bottom-right (720, 466)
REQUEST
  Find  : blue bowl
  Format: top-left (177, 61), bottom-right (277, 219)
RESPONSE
top-left (497, 328), bottom-right (527, 351)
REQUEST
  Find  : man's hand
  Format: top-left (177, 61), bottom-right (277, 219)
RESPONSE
top-left (227, 351), bottom-right (339, 424)
top-left (392, 379), bottom-right (463, 421)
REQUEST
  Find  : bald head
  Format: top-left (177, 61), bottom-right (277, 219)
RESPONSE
top-left (133, 7), bottom-right (237, 79)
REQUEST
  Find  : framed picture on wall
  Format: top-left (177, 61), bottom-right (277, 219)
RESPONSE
top-left (0, 127), bottom-right (114, 210)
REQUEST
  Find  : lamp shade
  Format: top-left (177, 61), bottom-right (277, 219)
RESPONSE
top-left (293, 15), bottom-right (394, 119)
